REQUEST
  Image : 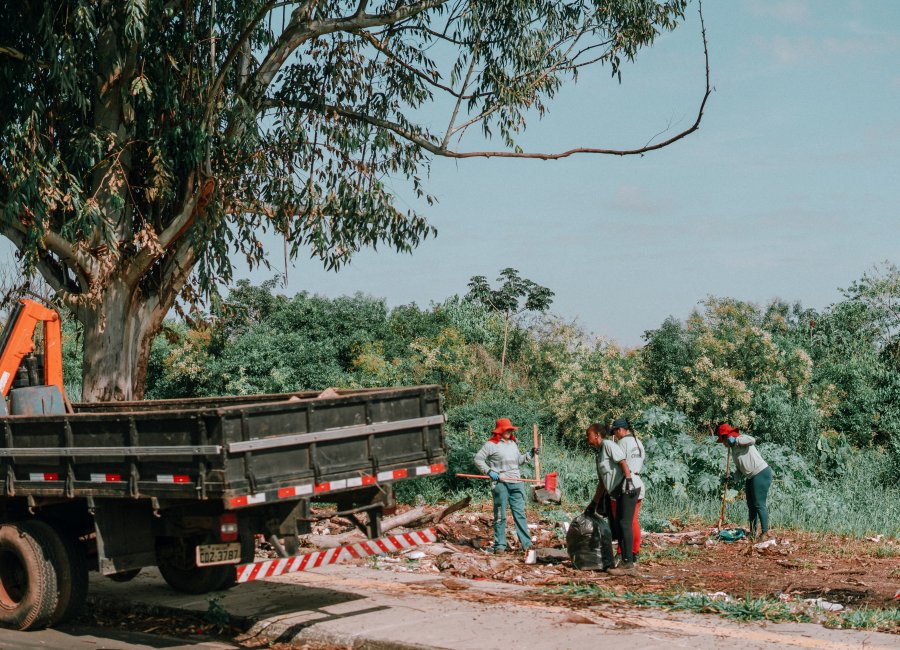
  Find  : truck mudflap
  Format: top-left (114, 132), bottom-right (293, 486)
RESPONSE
top-left (235, 526), bottom-right (438, 584)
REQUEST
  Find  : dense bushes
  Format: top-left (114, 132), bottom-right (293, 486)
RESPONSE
top-left (63, 265), bottom-right (900, 534)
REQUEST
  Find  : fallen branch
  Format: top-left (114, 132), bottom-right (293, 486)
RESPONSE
top-left (304, 506), bottom-right (429, 548)
top-left (431, 496), bottom-right (471, 524)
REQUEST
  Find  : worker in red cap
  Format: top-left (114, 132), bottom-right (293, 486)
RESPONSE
top-left (716, 423), bottom-right (774, 539)
top-left (474, 418), bottom-right (538, 554)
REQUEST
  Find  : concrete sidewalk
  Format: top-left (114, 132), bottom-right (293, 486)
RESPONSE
top-left (89, 565), bottom-right (898, 650)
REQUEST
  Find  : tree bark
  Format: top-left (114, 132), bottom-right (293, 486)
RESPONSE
top-left (78, 281), bottom-right (165, 402)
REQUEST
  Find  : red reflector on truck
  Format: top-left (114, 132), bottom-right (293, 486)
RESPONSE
top-left (29, 473), bottom-right (59, 481)
top-left (157, 474), bottom-right (190, 484)
top-left (393, 469), bottom-right (408, 479)
top-left (90, 473), bottom-right (121, 482)
top-left (220, 513), bottom-right (239, 542)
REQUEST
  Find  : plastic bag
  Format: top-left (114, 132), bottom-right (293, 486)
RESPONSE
top-left (566, 512), bottom-right (614, 570)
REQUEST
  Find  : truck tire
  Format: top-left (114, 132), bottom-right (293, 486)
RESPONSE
top-left (0, 522), bottom-right (59, 630)
top-left (155, 536), bottom-right (235, 595)
top-left (24, 521), bottom-right (89, 625)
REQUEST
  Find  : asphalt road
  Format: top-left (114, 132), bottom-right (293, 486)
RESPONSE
top-left (0, 624), bottom-right (236, 650)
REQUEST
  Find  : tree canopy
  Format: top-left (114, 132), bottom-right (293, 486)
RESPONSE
top-left (0, 0), bottom-right (708, 399)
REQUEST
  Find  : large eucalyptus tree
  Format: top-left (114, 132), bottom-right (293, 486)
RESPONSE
top-left (0, 0), bottom-right (709, 401)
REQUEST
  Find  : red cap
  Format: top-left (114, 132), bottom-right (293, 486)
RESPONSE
top-left (716, 423), bottom-right (738, 442)
top-left (492, 418), bottom-right (518, 435)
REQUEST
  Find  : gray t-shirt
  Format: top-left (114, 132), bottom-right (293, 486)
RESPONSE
top-left (474, 439), bottom-right (530, 480)
top-left (617, 435), bottom-right (646, 500)
top-left (731, 435), bottom-right (769, 478)
top-left (595, 439), bottom-right (625, 493)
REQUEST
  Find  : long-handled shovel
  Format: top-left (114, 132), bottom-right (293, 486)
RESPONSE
top-left (717, 445), bottom-right (732, 529)
top-left (456, 472), bottom-right (559, 490)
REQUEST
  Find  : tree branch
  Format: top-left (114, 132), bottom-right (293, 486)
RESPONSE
top-left (250, 0), bottom-right (450, 94)
top-left (204, 0), bottom-right (278, 128)
top-left (281, 2), bottom-right (711, 161)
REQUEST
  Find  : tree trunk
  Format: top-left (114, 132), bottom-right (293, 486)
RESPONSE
top-left (79, 281), bottom-right (164, 402)
top-left (500, 312), bottom-right (510, 382)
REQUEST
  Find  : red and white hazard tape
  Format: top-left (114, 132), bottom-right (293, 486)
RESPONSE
top-left (235, 526), bottom-right (438, 584)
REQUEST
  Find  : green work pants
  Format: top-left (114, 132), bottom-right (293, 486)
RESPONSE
top-left (491, 481), bottom-right (531, 550)
top-left (746, 466), bottom-right (773, 536)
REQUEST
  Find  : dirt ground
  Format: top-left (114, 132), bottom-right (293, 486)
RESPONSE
top-left (300, 502), bottom-right (900, 613)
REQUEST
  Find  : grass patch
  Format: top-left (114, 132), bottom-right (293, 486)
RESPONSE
top-left (639, 546), bottom-right (702, 563)
top-left (825, 606), bottom-right (900, 633)
top-left (545, 583), bottom-right (900, 633)
top-left (545, 583), bottom-right (802, 623)
top-left (871, 544), bottom-right (900, 558)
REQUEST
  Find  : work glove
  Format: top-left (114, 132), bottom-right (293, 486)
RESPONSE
top-left (624, 477), bottom-right (638, 498)
top-left (529, 446), bottom-right (540, 458)
top-left (727, 436), bottom-right (737, 447)
top-left (488, 470), bottom-right (500, 481)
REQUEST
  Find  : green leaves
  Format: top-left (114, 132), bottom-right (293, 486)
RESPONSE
top-left (467, 268), bottom-right (554, 317)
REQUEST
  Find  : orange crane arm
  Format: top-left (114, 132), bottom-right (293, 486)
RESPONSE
top-left (0, 299), bottom-right (66, 399)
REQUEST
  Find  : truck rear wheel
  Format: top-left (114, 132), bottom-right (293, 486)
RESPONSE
top-left (155, 536), bottom-right (236, 595)
top-left (0, 522), bottom-right (59, 630)
top-left (24, 521), bottom-right (89, 625)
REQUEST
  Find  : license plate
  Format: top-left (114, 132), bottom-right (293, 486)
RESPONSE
top-left (196, 543), bottom-right (242, 567)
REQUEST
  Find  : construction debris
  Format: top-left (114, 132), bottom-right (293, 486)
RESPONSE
top-left (278, 502), bottom-right (898, 614)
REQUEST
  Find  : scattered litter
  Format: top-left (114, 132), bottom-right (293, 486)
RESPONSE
top-left (803, 598), bottom-right (844, 612)
top-left (528, 523), bottom-right (539, 529)
top-left (524, 549), bottom-right (537, 564)
top-left (441, 578), bottom-right (469, 591)
top-left (404, 551), bottom-right (426, 560)
top-left (685, 591), bottom-right (733, 602)
top-left (717, 528), bottom-right (746, 543)
top-left (753, 539), bottom-right (777, 550)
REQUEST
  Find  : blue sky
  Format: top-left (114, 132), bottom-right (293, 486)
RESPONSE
top-left (8, 1), bottom-right (895, 347)
top-left (242, 0), bottom-right (899, 347)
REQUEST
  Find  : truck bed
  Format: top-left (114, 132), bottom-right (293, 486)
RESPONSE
top-left (0, 386), bottom-right (446, 508)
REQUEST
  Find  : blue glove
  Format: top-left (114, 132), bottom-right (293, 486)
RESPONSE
top-left (727, 436), bottom-right (737, 446)
top-left (488, 470), bottom-right (500, 481)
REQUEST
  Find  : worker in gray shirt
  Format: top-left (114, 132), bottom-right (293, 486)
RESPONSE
top-left (612, 418), bottom-right (646, 563)
top-left (474, 418), bottom-right (537, 554)
top-left (586, 422), bottom-right (638, 575)
top-left (716, 423), bottom-right (774, 540)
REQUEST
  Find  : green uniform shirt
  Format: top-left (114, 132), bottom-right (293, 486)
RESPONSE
top-left (474, 439), bottom-right (530, 480)
top-left (595, 439), bottom-right (625, 493)
top-left (617, 434), bottom-right (646, 499)
top-left (731, 435), bottom-right (769, 478)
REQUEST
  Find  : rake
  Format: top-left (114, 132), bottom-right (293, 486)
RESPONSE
top-left (456, 472), bottom-right (558, 491)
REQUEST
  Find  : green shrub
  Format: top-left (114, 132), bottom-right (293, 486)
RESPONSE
top-left (751, 385), bottom-right (821, 456)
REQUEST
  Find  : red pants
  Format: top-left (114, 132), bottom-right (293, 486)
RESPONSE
top-left (610, 498), bottom-right (642, 556)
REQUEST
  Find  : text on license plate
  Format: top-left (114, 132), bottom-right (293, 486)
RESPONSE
top-left (196, 543), bottom-right (242, 566)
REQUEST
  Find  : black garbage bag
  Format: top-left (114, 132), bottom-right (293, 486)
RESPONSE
top-left (566, 512), bottom-right (614, 570)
